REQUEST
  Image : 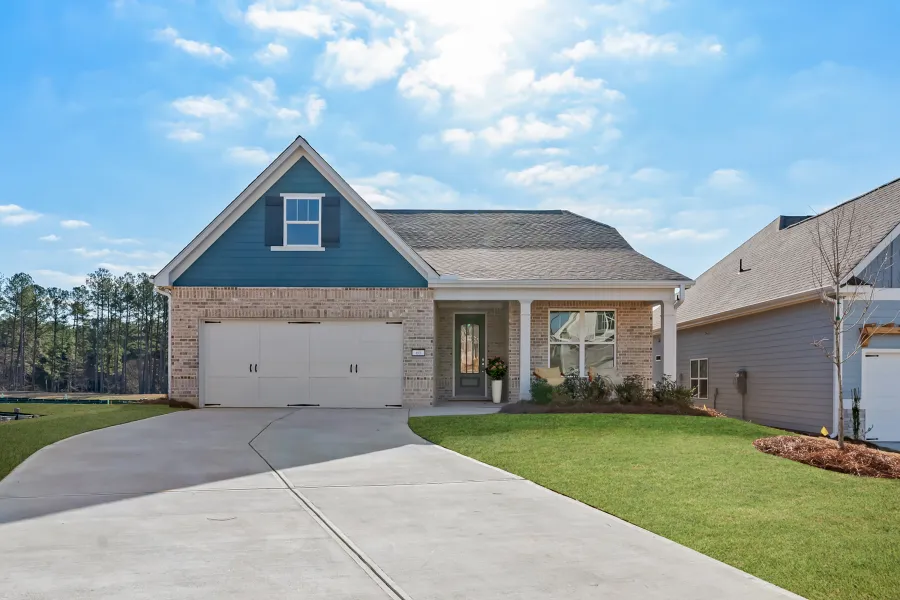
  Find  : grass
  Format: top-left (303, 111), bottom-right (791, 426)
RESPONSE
top-left (409, 413), bottom-right (900, 600)
top-left (0, 403), bottom-right (178, 481)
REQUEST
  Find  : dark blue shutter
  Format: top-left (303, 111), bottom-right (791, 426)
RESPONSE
top-left (264, 196), bottom-right (283, 247)
top-left (322, 196), bottom-right (341, 247)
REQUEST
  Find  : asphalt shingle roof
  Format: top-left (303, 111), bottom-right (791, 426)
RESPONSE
top-left (375, 210), bottom-right (689, 281)
top-left (677, 178), bottom-right (900, 325)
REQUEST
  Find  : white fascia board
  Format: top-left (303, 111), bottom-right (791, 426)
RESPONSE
top-left (295, 138), bottom-right (438, 281)
top-left (846, 219), bottom-right (900, 283)
top-left (429, 278), bottom-right (692, 289)
top-left (872, 288), bottom-right (900, 301)
top-left (433, 285), bottom-right (676, 302)
top-left (154, 138), bottom-right (305, 286)
top-left (677, 288), bottom-right (825, 330)
top-left (154, 136), bottom-right (438, 286)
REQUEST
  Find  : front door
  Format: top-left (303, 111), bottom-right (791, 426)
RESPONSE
top-left (454, 314), bottom-right (486, 398)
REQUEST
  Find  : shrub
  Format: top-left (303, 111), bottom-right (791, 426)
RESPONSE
top-left (531, 377), bottom-right (554, 405)
top-left (614, 375), bottom-right (649, 404)
top-left (485, 357), bottom-right (508, 381)
top-left (559, 372), bottom-right (613, 404)
top-left (651, 377), bottom-right (693, 408)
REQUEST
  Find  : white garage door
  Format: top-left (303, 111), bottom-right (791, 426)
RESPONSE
top-left (202, 321), bottom-right (403, 408)
top-left (861, 351), bottom-right (900, 442)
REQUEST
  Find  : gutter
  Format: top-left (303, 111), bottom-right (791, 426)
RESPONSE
top-left (428, 277), bottom-right (694, 289)
top-left (154, 286), bottom-right (174, 398)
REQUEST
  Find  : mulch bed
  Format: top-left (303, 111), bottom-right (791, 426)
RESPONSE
top-left (500, 401), bottom-right (727, 417)
top-left (754, 435), bottom-right (900, 479)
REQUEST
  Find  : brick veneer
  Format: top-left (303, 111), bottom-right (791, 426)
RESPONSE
top-left (168, 287), bottom-right (434, 407)
top-left (530, 301), bottom-right (654, 381)
top-left (434, 303), bottom-right (509, 402)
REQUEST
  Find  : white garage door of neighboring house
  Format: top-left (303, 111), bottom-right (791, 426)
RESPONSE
top-left (202, 321), bottom-right (403, 408)
top-left (861, 350), bottom-right (900, 442)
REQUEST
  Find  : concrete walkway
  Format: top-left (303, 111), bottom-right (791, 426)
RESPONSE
top-left (0, 409), bottom-right (801, 599)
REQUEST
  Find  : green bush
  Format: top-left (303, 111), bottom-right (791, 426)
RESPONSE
top-left (531, 377), bottom-right (554, 405)
top-left (651, 377), bottom-right (693, 408)
top-left (485, 357), bottom-right (508, 381)
top-left (614, 375), bottom-right (649, 404)
top-left (559, 372), bottom-right (613, 404)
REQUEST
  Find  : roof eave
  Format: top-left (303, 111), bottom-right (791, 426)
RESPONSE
top-left (429, 277), bottom-right (694, 289)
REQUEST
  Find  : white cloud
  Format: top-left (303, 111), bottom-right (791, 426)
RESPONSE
top-left (97, 262), bottom-right (163, 276)
top-left (156, 26), bottom-right (231, 62)
top-left (629, 227), bottom-right (729, 243)
top-left (100, 236), bottom-right (142, 245)
top-left (39, 234), bottom-right (61, 242)
top-left (73, 247), bottom-right (112, 258)
top-left (0, 204), bottom-right (42, 226)
top-left (255, 42), bottom-right (289, 64)
top-left (245, 2), bottom-right (335, 38)
top-left (60, 219), bottom-right (91, 229)
top-left (305, 93), bottom-right (326, 126)
top-left (33, 269), bottom-right (87, 288)
top-left (513, 147), bottom-right (570, 157)
top-left (705, 168), bottom-right (747, 192)
top-left (630, 167), bottom-right (671, 184)
top-left (227, 146), bottom-right (274, 165)
top-left (599, 28), bottom-right (679, 57)
top-left (506, 162), bottom-right (607, 187)
top-left (440, 128), bottom-right (476, 152)
top-left (322, 35), bottom-right (409, 89)
top-left (167, 127), bottom-right (204, 142)
top-left (172, 95), bottom-right (235, 120)
top-left (507, 67), bottom-right (622, 99)
top-left (351, 171), bottom-right (464, 207)
top-left (559, 40), bottom-right (599, 62)
top-left (480, 115), bottom-right (571, 147)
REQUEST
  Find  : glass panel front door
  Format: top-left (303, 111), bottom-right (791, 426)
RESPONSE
top-left (454, 314), bottom-right (486, 398)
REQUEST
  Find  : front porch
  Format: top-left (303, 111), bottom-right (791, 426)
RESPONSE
top-left (433, 297), bottom-right (677, 404)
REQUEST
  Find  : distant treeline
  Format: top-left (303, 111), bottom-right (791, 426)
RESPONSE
top-left (0, 269), bottom-right (168, 394)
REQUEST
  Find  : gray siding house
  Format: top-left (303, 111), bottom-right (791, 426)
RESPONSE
top-left (674, 178), bottom-right (900, 440)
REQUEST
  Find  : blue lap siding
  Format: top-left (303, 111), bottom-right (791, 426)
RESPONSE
top-left (174, 157), bottom-right (427, 288)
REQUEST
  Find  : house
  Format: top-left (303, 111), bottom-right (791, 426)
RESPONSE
top-left (674, 178), bottom-right (900, 441)
top-left (153, 137), bottom-right (690, 409)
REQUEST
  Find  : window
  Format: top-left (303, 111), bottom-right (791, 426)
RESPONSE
top-left (690, 359), bottom-right (708, 399)
top-left (283, 194), bottom-right (322, 247)
top-left (549, 310), bottom-right (615, 376)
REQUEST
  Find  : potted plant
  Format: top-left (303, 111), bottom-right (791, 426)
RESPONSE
top-left (485, 357), bottom-right (508, 403)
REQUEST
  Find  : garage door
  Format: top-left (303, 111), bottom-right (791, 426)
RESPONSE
top-left (861, 351), bottom-right (900, 442)
top-left (202, 321), bottom-right (403, 408)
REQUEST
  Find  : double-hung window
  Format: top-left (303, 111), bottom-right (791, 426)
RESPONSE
top-left (690, 358), bottom-right (708, 399)
top-left (283, 194), bottom-right (322, 248)
top-left (549, 310), bottom-right (615, 376)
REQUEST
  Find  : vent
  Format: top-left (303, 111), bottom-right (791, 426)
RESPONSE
top-left (778, 215), bottom-right (813, 230)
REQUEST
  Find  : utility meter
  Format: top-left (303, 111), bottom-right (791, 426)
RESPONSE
top-left (734, 369), bottom-right (748, 395)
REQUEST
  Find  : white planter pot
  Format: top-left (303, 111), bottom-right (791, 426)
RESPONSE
top-left (491, 379), bottom-right (503, 404)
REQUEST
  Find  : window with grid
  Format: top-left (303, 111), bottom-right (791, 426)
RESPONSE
top-left (284, 196), bottom-right (321, 247)
top-left (690, 358), bottom-right (708, 399)
top-left (549, 310), bottom-right (615, 376)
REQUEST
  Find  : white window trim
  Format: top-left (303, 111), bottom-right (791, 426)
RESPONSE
top-left (274, 193), bottom-right (325, 251)
top-left (548, 308), bottom-right (617, 376)
top-left (690, 358), bottom-right (708, 399)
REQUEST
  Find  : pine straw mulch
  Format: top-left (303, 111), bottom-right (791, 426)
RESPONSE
top-left (500, 401), bottom-right (728, 417)
top-left (753, 435), bottom-right (900, 479)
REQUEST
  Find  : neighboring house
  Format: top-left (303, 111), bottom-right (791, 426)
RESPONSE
top-left (674, 178), bottom-right (900, 441)
top-left (153, 137), bottom-right (690, 409)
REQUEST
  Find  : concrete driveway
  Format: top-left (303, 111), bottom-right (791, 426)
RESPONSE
top-left (0, 409), bottom-right (800, 599)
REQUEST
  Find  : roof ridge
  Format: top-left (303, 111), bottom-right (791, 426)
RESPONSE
top-left (374, 209), bottom-right (566, 214)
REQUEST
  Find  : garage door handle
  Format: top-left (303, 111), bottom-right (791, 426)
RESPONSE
top-left (249, 363), bottom-right (252, 373)
top-left (255, 364), bottom-right (258, 372)
top-left (355, 364), bottom-right (358, 373)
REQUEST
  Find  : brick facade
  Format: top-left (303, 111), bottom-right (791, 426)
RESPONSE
top-left (168, 287), bottom-right (434, 407)
top-left (434, 302), bottom-right (509, 402)
top-left (529, 301), bottom-right (654, 382)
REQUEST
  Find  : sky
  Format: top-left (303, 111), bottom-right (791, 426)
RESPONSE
top-left (2, 0), bottom-right (900, 288)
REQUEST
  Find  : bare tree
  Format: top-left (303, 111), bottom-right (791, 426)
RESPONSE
top-left (810, 202), bottom-right (892, 448)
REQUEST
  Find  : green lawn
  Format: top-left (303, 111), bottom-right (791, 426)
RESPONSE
top-left (0, 403), bottom-right (178, 481)
top-left (409, 414), bottom-right (900, 600)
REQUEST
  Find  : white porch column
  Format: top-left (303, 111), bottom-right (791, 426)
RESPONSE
top-left (661, 300), bottom-right (677, 381)
top-left (519, 299), bottom-right (533, 400)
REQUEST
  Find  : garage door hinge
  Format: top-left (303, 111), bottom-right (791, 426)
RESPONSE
top-left (205, 320), bottom-right (222, 324)
top-left (386, 321), bottom-right (402, 325)
top-left (287, 403), bottom-right (321, 407)
top-left (289, 321), bottom-right (321, 324)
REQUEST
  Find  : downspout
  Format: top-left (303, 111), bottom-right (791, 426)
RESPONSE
top-left (154, 286), bottom-right (174, 400)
